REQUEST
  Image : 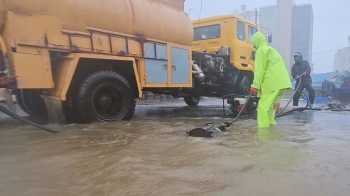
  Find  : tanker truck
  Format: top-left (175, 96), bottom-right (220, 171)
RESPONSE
top-left (0, 0), bottom-right (267, 124)
top-left (0, 0), bottom-right (195, 123)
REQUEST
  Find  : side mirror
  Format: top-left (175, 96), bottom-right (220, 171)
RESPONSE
top-left (268, 33), bottom-right (272, 43)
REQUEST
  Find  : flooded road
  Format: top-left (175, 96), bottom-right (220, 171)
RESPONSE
top-left (0, 99), bottom-right (349, 196)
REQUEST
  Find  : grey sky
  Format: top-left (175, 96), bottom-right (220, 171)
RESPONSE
top-left (184, 0), bottom-right (350, 74)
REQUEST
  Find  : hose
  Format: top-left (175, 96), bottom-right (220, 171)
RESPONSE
top-left (216, 93), bottom-right (252, 130)
top-left (195, 73), bottom-right (349, 134)
top-left (316, 97), bottom-right (329, 107)
top-left (0, 104), bottom-right (59, 133)
top-left (331, 109), bottom-right (350, 111)
top-left (274, 91), bottom-right (309, 117)
top-left (205, 75), bottom-right (310, 131)
top-left (275, 75), bottom-right (309, 118)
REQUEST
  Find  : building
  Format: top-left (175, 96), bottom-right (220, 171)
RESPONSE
top-left (334, 47), bottom-right (350, 71)
top-left (291, 4), bottom-right (314, 67)
top-left (259, 0), bottom-right (314, 75)
top-left (239, 10), bottom-right (257, 24)
top-left (334, 36), bottom-right (350, 72)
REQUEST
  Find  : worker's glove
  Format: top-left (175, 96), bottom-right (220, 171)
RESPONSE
top-left (250, 87), bottom-right (258, 95)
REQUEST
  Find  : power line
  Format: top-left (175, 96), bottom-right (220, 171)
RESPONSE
top-left (312, 16), bottom-right (350, 19)
top-left (198, 0), bottom-right (203, 20)
top-left (313, 50), bottom-right (338, 55)
top-left (198, 0), bottom-right (203, 51)
top-left (259, 14), bottom-right (350, 22)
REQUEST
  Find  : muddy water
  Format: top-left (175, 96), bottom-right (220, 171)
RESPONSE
top-left (0, 103), bottom-right (349, 196)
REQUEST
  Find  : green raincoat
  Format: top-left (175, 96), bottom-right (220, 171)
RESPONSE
top-left (250, 32), bottom-right (292, 128)
top-left (251, 32), bottom-right (292, 94)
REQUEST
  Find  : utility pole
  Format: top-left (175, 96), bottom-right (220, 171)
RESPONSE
top-left (255, 8), bottom-right (258, 24)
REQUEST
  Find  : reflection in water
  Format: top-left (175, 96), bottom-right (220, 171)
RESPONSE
top-left (0, 105), bottom-right (349, 196)
top-left (291, 111), bottom-right (315, 123)
top-left (256, 128), bottom-right (276, 143)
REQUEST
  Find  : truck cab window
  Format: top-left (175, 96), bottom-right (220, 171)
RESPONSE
top-left (193, 24), bottom-right (221, 41)
top-left (248, 26), bottom-right (257, 42)
top-left (237, 21), bottom-right (245, 41)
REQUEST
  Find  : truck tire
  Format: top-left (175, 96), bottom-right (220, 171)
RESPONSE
top-left (15, 89), bottom-right (48, 120)
top-left (237, 75), bottom-right (251, 95)
top-left (75, 70), bottom-right (135, 123)
top-left (184, 96), bottom-right (200, 106)
top-left (14, 90), bottom-right (30, 115)
top-left (62, 95), bottom-right (80, 123)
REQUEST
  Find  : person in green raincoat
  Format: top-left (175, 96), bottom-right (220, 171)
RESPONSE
top-left (250, 32), bottom-right (292, 128)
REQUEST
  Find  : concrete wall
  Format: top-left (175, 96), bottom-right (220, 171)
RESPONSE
top-left (277, 0), bottom-right (294, 75)
top-left (239, 10), bottom-right (256, 24)
top-left (334, 47), bottom-right (350, 71)
top-left (259, 0), bottom-right (294, 75)
top-left (259, 6), bottom-right (280, 49)
top-left (259, 1), bottom-right (314, 76)
top-left (291, 4), bottom-right (314, 69)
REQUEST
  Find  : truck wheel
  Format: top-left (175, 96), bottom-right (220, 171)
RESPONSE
top-left (75, 70), bottom-right (135, 123)
top-left (238, 75), bottom-right (251, 95)
top-left (14, 90), bottom-right (30, 115)
top-left (184, 96), bottom-right (200, 106)
top-left (15, 89), bottom-right (48, 120)
top-left (62, 95), bottom-right (80, 123)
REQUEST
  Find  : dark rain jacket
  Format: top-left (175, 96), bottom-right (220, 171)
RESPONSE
top-left (291, 52), bottom-right (312, 82)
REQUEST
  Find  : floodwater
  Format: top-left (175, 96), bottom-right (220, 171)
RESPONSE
top-left (0, 99), bottom-right (349, 196)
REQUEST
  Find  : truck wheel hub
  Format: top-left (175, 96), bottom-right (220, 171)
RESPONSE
top-left (99, 95), bottom-right (113, 108)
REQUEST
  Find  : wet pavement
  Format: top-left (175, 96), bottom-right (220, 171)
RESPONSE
top-left (0, 98), bottom-right (349, 196)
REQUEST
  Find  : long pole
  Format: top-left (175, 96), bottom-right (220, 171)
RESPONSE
top-left (255, 8), bottom-right (258, 24)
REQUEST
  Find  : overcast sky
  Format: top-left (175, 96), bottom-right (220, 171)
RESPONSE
top-left (184, 0), bottom-right (350, 74)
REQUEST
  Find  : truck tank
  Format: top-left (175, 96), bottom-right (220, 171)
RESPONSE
top-left (0, 0), bottom-right (193, 46)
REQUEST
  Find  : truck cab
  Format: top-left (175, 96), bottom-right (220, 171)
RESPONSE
top-left (189, 15), bottom-right (263, 98)
top-left (192, 14), bottom-right (258, 74)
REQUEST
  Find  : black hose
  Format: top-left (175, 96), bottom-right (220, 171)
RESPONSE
top-left (275, 91), bottom-right (309, 118)
top-left (205, 76), bottom-right (309, 130)
top-left (0, 104), bottom-right (59, 133)
top-left (195, 75), bottom-right (347, 132)
top-left (216, 93), bottom-right (252, 130)
top-left (316, 97), bottom-right (329, 107)
top-left (275, 76), bottom-right (308, 117)
top-left (331, 109), bottom-right (350, 112)
top-left (197, 76), bottom-right (303, 130)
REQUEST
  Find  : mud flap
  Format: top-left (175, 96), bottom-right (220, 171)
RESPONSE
top-left (42, 97), bottom-right (67, 125)
top-left (0, 88), bottom-right (16, 113)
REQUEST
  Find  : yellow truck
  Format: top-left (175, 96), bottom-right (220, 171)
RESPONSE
top-left (0, 0), bottom-right (271, 124)
top-left (0, 0), bottom-right (194, 123)
top-left (188, 15), bottom-right (272, 105)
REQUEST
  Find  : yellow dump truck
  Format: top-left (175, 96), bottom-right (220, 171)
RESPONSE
top-left (0, 0), bottom-right (195, 123)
